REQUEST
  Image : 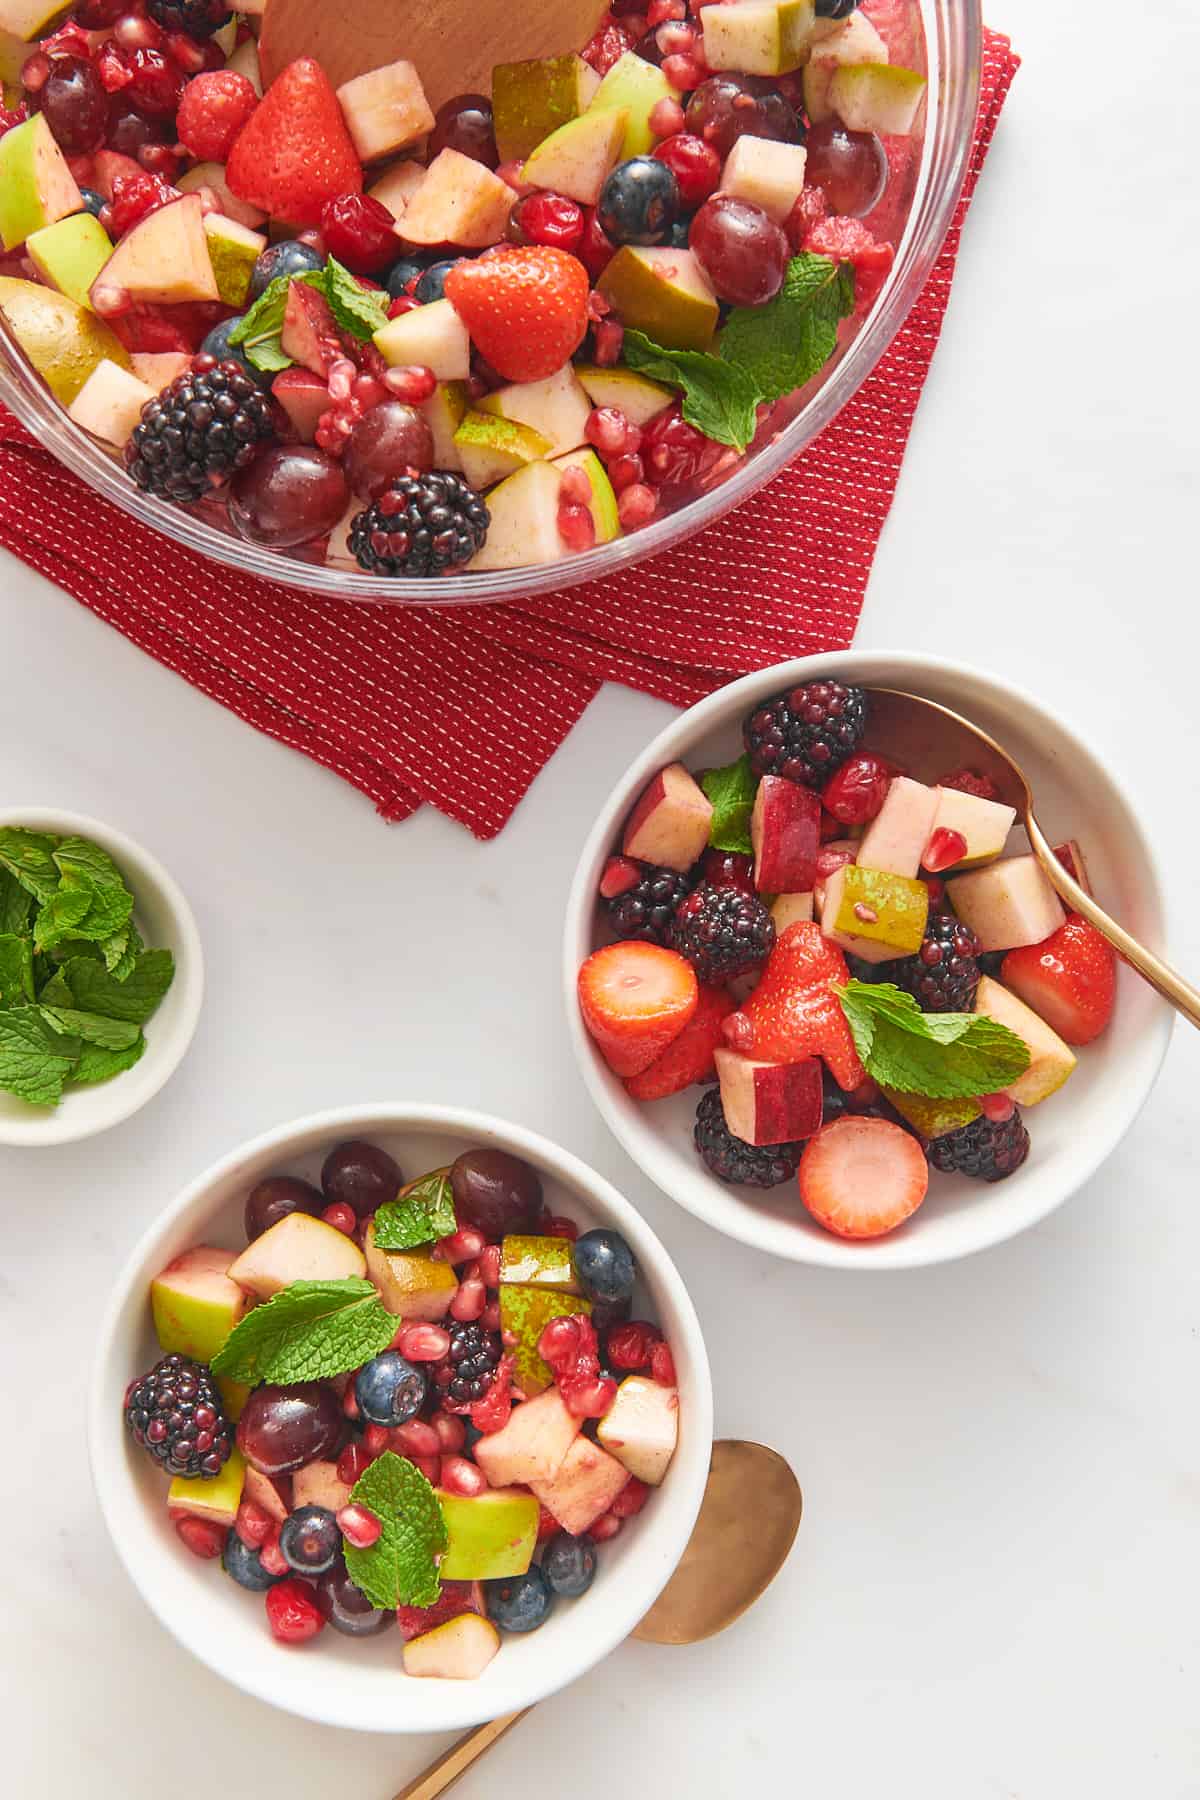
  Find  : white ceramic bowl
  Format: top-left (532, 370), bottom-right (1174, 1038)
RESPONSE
top-left (89, 1105), bottom-right (713, 1732)
top-left (0, 807), bottom-right (203, 1146)
top-left (564, 652), bottom-right (1174, 1270)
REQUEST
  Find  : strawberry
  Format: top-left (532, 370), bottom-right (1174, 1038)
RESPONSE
top-left (624, 984), bottom-right (735, 1100)
top-left (578, 940), bottom-right (699, 1078)
top-left (802, 215), bottom-right (895, 315)
top-left (444, 247), bottom-right (590, 383)
top-left (722, 922), bottom-right (865, 1091)
top-left (1000, 915), bottom-right (1116, 1046)
top-left (798, 1117), bottom-right (928, 1239)
top-left (226, 57), bottom-right (361, 229)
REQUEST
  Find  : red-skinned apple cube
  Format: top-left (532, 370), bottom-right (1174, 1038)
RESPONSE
top-left (750, 776), bottom-right (820, 894)
top-left (855, 776), bottom-right (938, 878)
top-left (529, 1434), bottom-right (630, 1536)
top-left (272, 366), bottom-right (331, 442)
top-left (714, 1047), bottom-right (823, 1145)
top-left (622, 762), bottom-right (714, 872)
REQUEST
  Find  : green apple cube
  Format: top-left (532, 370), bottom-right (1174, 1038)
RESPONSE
top-left (720, 135), bottom-right (808, 225)
top-left (477, 363), bottom-right (591, 456)
top-left (292, 1459), bottom-right (351, 1513)
top-left (398, 147), bottom-right (514, 249)
top-left (881, 1089), bottom-right (982, 1140)
top-left (177, 161), bottom-right (265, 230)
top-left (596, 1375), bottom-right (678, 1485)
top-left (973, 975), bottom-right (1076, 1106)
top-left (575, 363), bottom-right (674, 427)
top-left (436, 1487), bottom-right (539, 1580)
top-left (551, 448), bottom-right (621, 544)
top-left (374, 297), bottom-right (471, 381)
top-left (529, 1435), bottom-right (630, 1536)
top-left (492, 52), bottom-right (601, 163)
top-left (66, 357), bottom-right (154, 447)
top-left (0, 274), bottom-right (130, 404)
top-left (26, 211), bottom-right (112, 311)
top-left (229, 1211), bottom-right (367, 1301)
top-left (830, 63), bottom-right (927, 136)
top-left (587, 50), bottom-right (672, 158)
top-left (335, 58), bottom-right (434, 163)
top-left (152, 1245), bottom-right (247, 1362)
top-left (699, 0), bottom-right (815, 77)
top-left (168, 1446), bottom-right (245, 1529)
top-left (90, 194), bottom-right (218, 312)
top-left (473, 1388), bottom-right (580, 1487)
top-left (522, 106), bottom-right (628, 207)
top-left (597, 245), bottom-right (718, 351)
top-left (947, 855), bottom-right (1066, 953)
top-left (363, 1219), bottom-right (459, 1319)
top-left (366, 159), bottom-right (425, 224)
top-left (454, 410), bottom-right (552, 490)
top-left (820, 863), bottom-right (928, 961)
top-left (856, 776), bottom-right (939, 879)
top-left (802, 11), bottom-right (889, 123)
top-left (402, 1611), bottom-right (501, 1679)
top-left (202, 212), bottom-right (266, 307)
top-left (927, 786), bottom-right (1017, 870)
top-left (468, 460), bottom-right (565, 572)
top-left (418, 379), bottom-right (469, 470)
top-left (499, 1234), bottom-right (581, 1293)
top-left (0, 112), bottom-right (82, 252)
top-left (499, 1285), bottom-right (592, 1395)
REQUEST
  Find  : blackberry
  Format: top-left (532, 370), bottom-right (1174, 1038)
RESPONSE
top-left (124, 1353), bottom-right (233, 1479)
top-left (349, 472), bottom-right (488, 578)
top-left (146, 0), bottom-right (231, 37)
top-left (124, 357), bottom-right (276, 504)
top-left (669, 883), bottom-right (775, 983)
top-left (927, 1109), bottom-right (1031, 1183)
top-left (607, 864), bottom-right (694, 945)
top-left (693, 1088), bottom-right (804, 1188)
top-left (446, 1321), bottom-right (502, 1404)
top-left (894, 914), bottom-right (982, 1013)
top-left (743, 679), bottom-right (868, 789)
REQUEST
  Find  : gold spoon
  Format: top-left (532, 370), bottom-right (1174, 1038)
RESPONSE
top-left (393, 1441), bottom-right (802, 1800)
top-left (861, 688), bottom-right (1200, 1028)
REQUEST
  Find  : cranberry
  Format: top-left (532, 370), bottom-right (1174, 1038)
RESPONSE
top-left (642, 403), bottom-right (722, 487)
top-left (605, 1320), bottom-right (661, 1371)
top-left (321, 192), bottom-right (400, 273)
top-left (124, 47), bottom-right (184, 118)
top-left (542, 1214), bottom-right (579, 1241)
top-left (653, 132), bottom-right (721, 208)
top-left (821, 753), bottom-right (893, 826)
top-left (265, 1578), bottom-right (326, 1644)
top-left (610, 1476), bottom-right (650, 1518)
top-left (175, 1515), bottom-right (225, 1558)
top-left (921, 828), bottom-right (968, 874)
top-left (508, 190), bottom-right (585, 254)
top-left (439, 1455), bottom-right (487, 1498)
top-left (578, 205), bottom-right (617, 280)
top-left (650, 1340), bottom-right (676, 1385)
top-left (938, 767), bottom-right (1002, 802)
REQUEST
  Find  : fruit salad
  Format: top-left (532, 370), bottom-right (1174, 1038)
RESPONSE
top-left (124, 1137), bottom-right (680, 1671)
top-left (577, 681), bottom-right (1117, 1240)
top-left (0, 0), bottom-right (926, 578)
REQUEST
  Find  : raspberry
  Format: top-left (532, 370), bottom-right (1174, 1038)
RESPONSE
top-left (604, 1321), bottom-right (660, 1371)
top-left (469, 1352), bottom-right (515, 1434)
top-left (938, 767), bottom-right (1003, 803)
top-left (265, 1578), bottom-right (326, 1644)
top-left (101, 169), bottom-right (176, 238)
top-left (175, 69), bottom-right (257, 162)
top-left (803, 214), bottom-right (895, 313)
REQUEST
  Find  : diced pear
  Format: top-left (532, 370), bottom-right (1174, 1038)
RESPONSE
top-left (402, 1612), bottom-right (501, 1679)
top-left (437, 1487), bottom-right (539, 1579)
top-left (597, 1375), bottom-right (678, 1485)
top-left (499, 1234), bottom-right (580, 1293)
top-left (291, 1459), bottom-right (351, 1513)
top-left (499, 1286), bottom-right (591, 1396)
top-left (374, 296), bottom-right (471, 380)
top-left (522, 106), bottom-right (628, 207)
top-left (699, 0), bottom-right (816, 77)
top-left (587, 50), bottom-right (672, 158)
top-left (973, 976), bottom-right (1077, 1107)
top-left (0, 112), bottom-right (81, 251)
top-left (477, 362), bottom-right (591, 456)
top-left (551, 447), bottom-right (621, 544)
top-left (927, 786), bottom-right (1016, 870)
top-left (830, 63), bottom-right (927, 136)
top-left (856, 776), bottom-right (939, 879)
top-left (67, 357), bottom-right (154, 447)
top-left (882, 1090), bottom-right (982, 1139)
top-left (336, 59), bottom-right (434, 162)
top-left (363, 1219), bottom-right (458, 1319)
top-left (202, 211), bottom-right (267, 307)
top-left (771, 891), bottom-right (814, 932)
top-left (177, 161), bottom-right (265, 229)
top-left (721, 134), bottom-right (808, 224)
top-left (575, 362), bottom-right (674, 427)
top-left (803, 10), bottom-right (888, 124)
top-left (468, 460), bottom-right (564, 572)
top-left (454, 409), bottom-right (552, 489)
top-left (820, 863), bottom-right (928, 961)
top-left (473, 1388), bottom-right (580, 1488)
top-left (366, 159), bottom-right (426, 223)
top-left (597, 245), bottom-right (718, 352)
top-left (168, 1446), bottom-right (245, 1528)
top-left (492, 52), bottom-right (601, 164)
top-left (0, 0), bottom-right (72, 41)
top-left (529, 1435), bottom-right (630, 1536)
top-left (26, 210), bottom-right (112, 310)
top-left (399, 147), bottom-right (513, 248)
top-left (229, 1211), bottom-right (366, 1300)
top-left (90, 194), bottom-right (218, 311)
top-left (947, 855), bottom-right (1066, 954)
top-left (418, 379), bottom-right (469, 470)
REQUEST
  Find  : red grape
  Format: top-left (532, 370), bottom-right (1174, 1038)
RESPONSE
top-left (343, 400), bottom-right (435, 499)
top-left (228, 447), bottom-right (349, 548)
top-left (803, 118), bottom-right (888, 219)
top-left (428, 92), bottom-right (497, 168)
top-left (684, 74), bottom-right (800, 161)
top-left (244, 1176), bottom-right (324, 1242)
top-left (689, 195), bottom-right (788, 306)
top-left (37, 55), bottom-right (108, 154)
top-left (236, 1384), bottom-right (344, 1476)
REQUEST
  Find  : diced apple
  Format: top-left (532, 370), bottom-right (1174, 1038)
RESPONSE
top-left (228, 1211), bottom-right (366, 1300)
top-left (586, 50), bottom-right (672, 159)
top-left (272, 365), bottom-right (331, 442)
top-left (575, 362), bottom-right (674, 426)
top-left (721, 134), bottom-right (808, 224)
top-left (291, 1459), bottom-right (351, 1513)
top-left (927, 786), bottom-right (1016, 870)
top-left (366, 159), bottom-right (426, 223)
top-left (530, 1435), bottom-right (630, 1536)
top-left (418, 379), bottom-right (469, 470)
top-left (597, 245), bottom-right (718, 352)
top-left (168, 1447), bottom-right (245, 1529)
top-left (597, 1375), bottom-right (678, 1485)
top-left (948, 854), bottom-right (1066, 953)
top-left (130, 351), bottom-right (191, 388)
top-left (280, 277), bottom-right (337, 375)
top-left (437, 1488), bottom-right (538, 1580)
top-left (90, 194), bottom-right (218, 312)
top-left (771, 891), bottom-right (813, 933)
top-left (67, 356), bottom-right (155, 447)
top-left (973, 975), bottom-right (1077, 1106)
top-left (178, 160), bottom-right (266, 229)
top-left (473, 1388), bottom-right (581, 1488)
top-left (820, 863), bottom-right (928, 961)
top-left (622, 762), bottom-right (714, 872)
top-left (830, 63), bottom-right (927, 136)
top-left (477, 363), bottom-right (592, 456)
top-left (336, 59), bottom-right (434, 162)
top-left (402, 1612), bottom-right (501, 1680)
top-left (26, 210), bottom-right (112, 311)
top-left (750, 774), bottom-right (820, 894)
top-left (0, 112), bottom-right (82, 252)
top-left (363, 1220), bottom-right (459, 1318)
top-left (699, 0), bottom-right (815, 77)
top-left (399, 147), bottom-right (513, 249)
top-left (0, 1), bottom-right (75, 41)
top-left (151, 1245), bottom-right (247, 1362)
top-left (855, 776), bottom-right (938, 878)
top-left (714, 1047), bottom-right (823, 1146)
top-left (243, 1465), bottom-right (291, 1523)
top-left (522, 106), bottom-right (628, 206)
top-left (802, 10), bottom-right (888, 123)
top-left (374, 295), bottom-right (471, 380)
top-left (467, 459), bottom-right (564, 571)
top-left (1053, 839), bottom-right (1094, 897)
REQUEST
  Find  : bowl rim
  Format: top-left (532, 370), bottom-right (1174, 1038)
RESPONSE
top-left (0, 805), bottom-right (204, 1146)
top-left (562, 650), bottom-right (1175, 1270)
top-left (87, 1102), bottom-right (714, 1731)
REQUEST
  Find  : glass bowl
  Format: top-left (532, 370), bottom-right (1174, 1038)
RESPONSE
top-left (0, 0), bottom-right (981, 608)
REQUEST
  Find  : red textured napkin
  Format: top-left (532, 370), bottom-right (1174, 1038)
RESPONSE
top-left (0, 30), bottom-right (1017, 838)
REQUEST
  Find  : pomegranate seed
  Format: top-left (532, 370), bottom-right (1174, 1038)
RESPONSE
top-left (649, 95), bottom-right (686, 138)
top-left (383, 364), bottom-right (437, 403)
top-left (608, 452), bottom-right (644, 493)
top-left (650, 1340), bottom-right (676, 1386)
top-left (539, 1314), bottom-right (584, 1370)
top-left (558, 462), bottom-right (593, 507)
top-left (175, 1515), bottom-right (225, 1559)
top-left (585, 405), bottom-right (632, 458)
top-left (265, 1578), bottom-right (326, 1644)
top-left (815, 844), bottom-right (856, 882)
top-left (617, 483), bottom-right (658, 529)
top-left (662, 52), bottom-right (703, 90)
top-left (337, 1442), bottom-right (372, 1485)
top-left (341, 1384), bottom-right (360, 1420)
top-left (611, 1476), bottom-right (650, 1518)
top-left (606, 1320), bottom-right (660, 1371)
top-left (395, 1323), bottom-right (451, 1362)
top-left (922, 828), bottom-right (968, 874)
top-left (562, 1373), bottom-right (618, 1419)
top-left (543, 1214), bottom-right (579, 1241)
top-left (450, 1277), bottom-right (486, 1322)
top-left (537, 1503), bottom-right (561, 1542)
top-left (259, 1529), bottom-right (289, 1578)
top-left (648, 0), bottom-right (686, 20)
top-left (481, 1300), bottom-right (501, 1331)
top-left (390, 1419), bottom-right (441, 1459)
top-left (558, 502), bottom-right (596, 552)
top-left (114, 12), bottom-right (164, 49)
top-left (494, 159), bottom-right (530, 193)
top-left (590, 1511), bottom-right (623, 1542)
top-left (439, 1455), bottom-right (488, 1498)
top-left (599, 854), bottom-right (641, 900)
top-left (477, 1244), bottom-right (502, 1288)
top-left (436, 1226), bottom-right (486, 1265)
top-left (410, 1454), bottom-right (441, 1486)
top-left (362, 1423), bottom-right (390, 1456)
top-left (322, 1200), bottom-right (357, 1235)
top-left (336, 1503), bottom-right (382, 1549)
top-left (925, 876), bottom-right (947, 910)
top-left (593, 318), bottom-right (625, 366)
top-left (20, 51), bottom-right (50, 92)
top-left (431, 1410), bottom-right (467, 1453)
top-left (235, 1500), bottom-right (273, 1549)
top-left (979, 1092), bottom-right (1016, 1123)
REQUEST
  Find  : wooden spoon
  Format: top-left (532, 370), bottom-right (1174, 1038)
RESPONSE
top-left (258, 0), bottom-right (611, 115)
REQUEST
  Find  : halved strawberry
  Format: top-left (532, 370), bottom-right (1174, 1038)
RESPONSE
top-left (444, 246), bottom-right (590, 383)
top-left (798, 1117), bottom-right (928, 1239)
top-left (803, 215), bottom-right (895, 314)
top-left (722, 921), bottom-right (865, 1091)
top-left (1000, 914), bottom-right (1116, 1046)
top-left (624, 984), bottom-right (734, 1100)
top-left (226, 57), bottom-right (361, 228)
top-left (578, 941), bottom-right (699, 1078)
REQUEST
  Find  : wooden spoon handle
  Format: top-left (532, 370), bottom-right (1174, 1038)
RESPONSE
top-left (1028, 814), bottom-right (1200, 1029)
top-left (392, 1710), bottom-right (532, 1799)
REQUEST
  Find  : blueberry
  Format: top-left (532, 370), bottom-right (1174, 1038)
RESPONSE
top-left (77, 186), bottom-right (105, 218)
top-left (574, 1229), bottom-right (636, 1307)
top-left (598, 157), bottom-right (679, 247)
top-left (816, 0), bottom-right (860, 16)
top-left (384, 252), bottom-right (441, 300)
top-left (486, 1565), bottom-right (554, 1633)
top-left (542, 1531), bottom-right (597, 1599)
top-left (198, 316), bottom-right (272, 389)
top-left (222, 1527), bottom-right (282, 1591)
top-left (248, 239), bottom-right (324, 303)
top-left (354, 1350), bottom-right (427, 1426)
top-left (413, 258), bottom-right (461, 305)
top-left (279, 1504), bottom-right (341, 1576)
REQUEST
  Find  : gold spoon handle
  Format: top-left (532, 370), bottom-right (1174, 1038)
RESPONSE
top-left (1028, 814), bottom-right (1200, 1029)
top-left (392, 1711), bottom-right (531, 1800)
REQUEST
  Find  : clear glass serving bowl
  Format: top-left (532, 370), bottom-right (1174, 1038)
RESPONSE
top-left (0, 0), bottom-right (981, 608)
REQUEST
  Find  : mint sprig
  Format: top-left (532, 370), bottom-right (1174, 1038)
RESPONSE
top-left (719, 253), bottom-right (856, 404)
top-left (321, 255), bottom-right (389, 340)
top-left (373, 1167), bottom-right (456, 1251)
top-left (622, 329), bottom-right (761, 451)
top-left (700, 755), bottom-right (758, 856)
top-left (836, 981), bottom-right (1030, 1100)
top-left (228, 258), bottom-right (388, 372)
top-left (343, 1451), bottom-right (447, 1611)
top-left (211, 1278), bottom-right (397, 1386)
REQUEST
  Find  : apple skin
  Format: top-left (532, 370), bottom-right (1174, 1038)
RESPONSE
top-left (856, 775), bottom-right (939, 879)
top-left (498, 1286), bottom-right (592, 1396)
top-left (280, 279), bottom-right (337, 376)
top-left (402, 1611), bottom-right (501, 1679)
top-left (714, 1047), bottom-right (823, 1145)
top-left (622, 762), bottom-right (714, 872)
top-left (436, 1488), bottom-right (539, 1580)
top-left (271, 367), bottom-right (331, 443)
top-left (0, 113), bottom-right (82, 253)
top-left (750, 775), bottom-right (820, 894)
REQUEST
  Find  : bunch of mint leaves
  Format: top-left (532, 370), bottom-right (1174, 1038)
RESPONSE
top-left (621, 253), bottom-right (856, 454)
top-left (0, 828), bottom-right (174, 1107)
top-left (229, 256), bottom-right (390, 373)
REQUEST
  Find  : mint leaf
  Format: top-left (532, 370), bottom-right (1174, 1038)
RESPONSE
top-left (59, 948), bottom-right (174, 1024)
top-left (0, 829), bottom-right (60, 904)
top-left (50, 837), bottom-right (135, 945)
top-left (373, 1167), bottom-right (456, 1250)
top-left (32, 877), bottom-right (93, 951)
top-left (211, 1278), bottom-right (397, 1386)
top-left (699, 755), bottom-right (758, 856)
top-left (40, 1006), bottom-right (141, 1051)
top-left (719, 255), bottom-right (855, 404)
top-left (107, 921), bottom-right (143, 980)
top-left (228, 272), bottom-right (292, 351)
top-left (71, 1035), bottom-right (146, 1086)
top-left (37, 966), bottom-right (73, 1008)
top-left (245, 336), bottom-right (293, 374)
top-left (836, 981), bottom-right (1030, 1100)
top-left (622, 329), bottom-right (762, 451)
top-left (0, 934), bottom-right (34, 1006)
top-left (0, 1006), bottom-right (80, 1106)
top-left (0, 870), bottom-right (32, 934)
top-left (321, 256), bottom-right (389, 341)
top-left (343, 1452), bottom-right (447, 1611)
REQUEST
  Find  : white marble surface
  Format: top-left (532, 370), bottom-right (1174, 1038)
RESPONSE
top-left (3, 2), bottom-right (1199, 1793)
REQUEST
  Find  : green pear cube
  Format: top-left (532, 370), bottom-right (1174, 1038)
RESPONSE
top-left (477, 363), bottom-right (591, 456)
top-left (881, 1090), bottom-right (982, 1140)
top-left (492, 52), bottom-right (601, 163)
top-left (436, 1487), bottom-right (538, 1580)
top-left (202, 211), bottom-right (267, 308)
top-left (168, 1446), bottom-right (245, 1528)
top-left (575, 363), bottom-right (674, 427)
top-left (363, 1219), bottom-right (459, 1319)
top-left (0, 112), bottom-right (82, 251)
top-left (699, 0), bottom-right (816, 77)
top-left (26, 211), bottom-right (112, 311)
top-left (499, 1285), bottom-right (591, 1396)
top-left (453, 410), bottom-right (552, 490)
top-left (418, 379), bottom-right (469, 471)
top-left (468, 460), bottom-right (565, 572)
top-left (830, 63), bottom-right (927, 136)
top-left (522, 107), bottom-right (628, 207)
top-left (597, 246), bottom-right (718, 352)
top-left (402, 1611), bottom-right (501, 1679)
top-left (820, 863), bottom-right (929, 960)
top-left (551, 448), bottom-right (621, 544)
top-left (973, 976), bottom-right (1076, 1107)
top-left (587, 50), bottom-right (673, 157)
top-left (499, 1234), bottom-right (581, 1293)
top-left (0, 274), bottom-right (130, 403)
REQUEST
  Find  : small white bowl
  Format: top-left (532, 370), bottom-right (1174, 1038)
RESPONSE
top-left (0, 807), bottom-right (203, 1146)
top-left (564, 652), bottom-right (1174, 1271)
top-left (88, 1105), bottom-right (713, 1732)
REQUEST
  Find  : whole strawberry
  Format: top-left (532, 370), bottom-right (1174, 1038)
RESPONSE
top-left (226, 57), bottom-right (361, 228)
top-left (444, 247), bottom-right (590, 383)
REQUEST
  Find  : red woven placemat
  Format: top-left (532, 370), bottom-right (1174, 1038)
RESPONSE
top-left (0, 29), bottom-right (1017, 838)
